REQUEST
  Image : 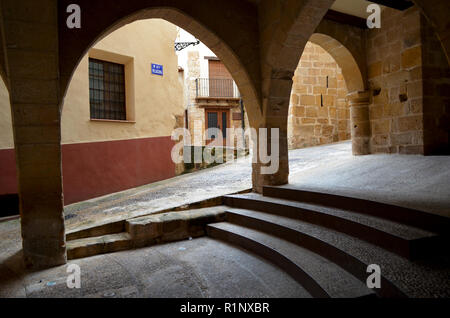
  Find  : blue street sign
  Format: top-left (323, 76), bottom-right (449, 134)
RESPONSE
top-left (151, 63), bottom-right (163, 76)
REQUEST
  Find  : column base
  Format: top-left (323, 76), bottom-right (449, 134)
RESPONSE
top-left (23, 237), bottom-right (67, 269)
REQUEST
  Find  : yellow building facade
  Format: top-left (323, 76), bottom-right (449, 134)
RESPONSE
top-left (0, 19), bottom-right (184, 204)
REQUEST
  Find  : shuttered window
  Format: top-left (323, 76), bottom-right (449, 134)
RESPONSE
top-left (208, 60), bottom-right (234, 97)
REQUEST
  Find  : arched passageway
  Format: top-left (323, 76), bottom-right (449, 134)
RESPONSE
top-left (287, 26), bottom-right (370, 161)
top-left (7, 0), bottom-right (449, 269)
top-left (60, 19), bottom-right (187, 205)
top-left (252, 0), bottom-right (336, 191)
top-left (309, 33), bottom-right (365, 93)
top-left (0, 0), bottom-right (336, 268)
top-left (1, 0), bottom-right (332, 268)
top-left (2, 0), bottom-right (264, 268)
top-left (308, 33), bottom-right (369, 155)
top-left (287, 41), bottom-right (352, 150)
top-left (58, 3), bottom-right (263, 128)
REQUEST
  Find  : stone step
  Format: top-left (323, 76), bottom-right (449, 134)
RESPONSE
top-left (207, 222), bottom-right (375, 298)
top-left (222, 207), bottom-right (450, 298)
top-left (224, 193), bottom-right (443, 260)
top-left (263, 185), bottom-right (450, 234)
top-left (126, 206), bottom-right (226, 247)
top-left (67, 233), bottom-right (132, 260)
top-left (66, 206), bottom-right (227, 259)
top-left (66, 220), bottom-right (125, 241)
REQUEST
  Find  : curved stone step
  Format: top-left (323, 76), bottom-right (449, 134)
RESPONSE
top-left (223, 207), bottom-right (450, 298)
top-left (224, 193), bottom-right (443, 260)
top-left (263, 185), bottom-right (450, 234)
top-left (67, 233), bottom-right (132, 260)
top-left (207, 222), bottom-right (375, 298)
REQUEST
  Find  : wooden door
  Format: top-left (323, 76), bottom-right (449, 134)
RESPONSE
top-left (205, 109), bottom-right (229, 146)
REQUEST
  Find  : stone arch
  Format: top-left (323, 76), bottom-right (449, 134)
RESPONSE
top-left (287, 41), bottom-right (352, 150)
top-left (58, 1), bottom-right (263, 127)
top-left (312, 17), bottom-right (367, 93)
top-left (259, 0), bottom-right (335, 118)
top-left (0, 17), bottom-right (9, 93)
top-left (309, 33), bottom-right (365, 93)
top-left (253, 0), bottom-right (335, 190)
top-left (309, 33), bottom-right (369, 155)
top-left (0, 66), bottom-right (8, 93)
top-left (411, 0), bottom-right (450, 65)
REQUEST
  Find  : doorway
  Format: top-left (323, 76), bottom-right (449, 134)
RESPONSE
top-left (205, 108), bottom-right (230, 146)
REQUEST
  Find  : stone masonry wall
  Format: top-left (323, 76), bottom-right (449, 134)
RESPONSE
top-left (186, 51), bottom-right (205, 146)
top-left (421, 15), bottom-right (450, 155)
top-left (288, 42), bottom-right (350, 149)
top-left (366, 7), bottom-right (425, 154)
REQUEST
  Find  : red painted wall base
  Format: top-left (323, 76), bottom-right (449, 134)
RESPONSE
top-left (0, 149), bottom-right (18, 195)
top-left (0, 136), bottom-right (176, 205)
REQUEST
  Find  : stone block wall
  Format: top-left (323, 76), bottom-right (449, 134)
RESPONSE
top-left (421, 15), bottom-right (450, 155)
top-left (366, 6), bottom-right (450, 155)
top-left (186, 51), bottom-right (205, 145)
top-left (288, 42), bottom-right (350, 149)
top-left (367, 7), bottom-right (425, 154)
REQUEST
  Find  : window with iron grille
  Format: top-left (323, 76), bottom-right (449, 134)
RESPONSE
top-left (89, 58), bottom-right (126, 120)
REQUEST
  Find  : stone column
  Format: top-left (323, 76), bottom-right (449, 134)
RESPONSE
top-left (252, 113), bottom-right (289, 193)
top-left (1, 0), bottom-right (66, 268)
top-left (347, 90), bottom-right (371, 155)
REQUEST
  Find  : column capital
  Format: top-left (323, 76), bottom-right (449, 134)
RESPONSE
top-left (347, 90), bottom-right (370, 106)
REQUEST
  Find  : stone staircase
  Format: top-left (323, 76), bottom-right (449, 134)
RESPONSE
top-left (66, 206), bottom-right (227, 260)
top-left (207, 185), bottom-right (450, 298)
top-left (66, 185), bottom-right (450, 298)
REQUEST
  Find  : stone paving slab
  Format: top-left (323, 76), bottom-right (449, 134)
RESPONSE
top-left (0, 237), bottom-right (311, 298)
top-left (62, 141), bottom-right (353, 231)
top-left (63, 156), bottom-right (253, 231)
top-left (288, 144), bottom-right (450, 217)
top-left (63, 140), bottom-right (450, 233)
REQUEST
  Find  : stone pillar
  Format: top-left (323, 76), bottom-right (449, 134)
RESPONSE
top-left (252, 114), bottom-right (289, 193)
top-left (348, 91), bottom-right (371, 155)
top-left (1, 0), bottom-right (66, 268)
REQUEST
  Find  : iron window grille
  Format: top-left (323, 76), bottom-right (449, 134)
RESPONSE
top-left (89, 58), bottom-right (126, 121)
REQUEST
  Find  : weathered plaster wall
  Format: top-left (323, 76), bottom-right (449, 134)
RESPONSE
top-left (288, 42), bottom-right (350, 149)
top-left (0, 19), bottom-right (184, 147)
top-left (0, 19), bottom-right (184, 202)
top-left (62, 136), bottom-right (176, 204)
top-left (61, 19), bottom-right (184, 144)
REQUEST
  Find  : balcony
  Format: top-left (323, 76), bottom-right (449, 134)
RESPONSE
top-left (195, 78), bottom-right (240, 99)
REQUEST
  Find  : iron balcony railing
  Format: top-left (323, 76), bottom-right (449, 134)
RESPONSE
top-left (196, 78), bottom-right (240, 98)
